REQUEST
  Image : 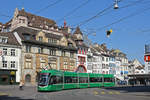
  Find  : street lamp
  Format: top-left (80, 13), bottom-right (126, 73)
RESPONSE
top-left (114, 0), bottom-right (119, 9)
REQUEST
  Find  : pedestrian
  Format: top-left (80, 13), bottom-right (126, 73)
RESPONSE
top-left (19, 80), bottom-right (24, 90)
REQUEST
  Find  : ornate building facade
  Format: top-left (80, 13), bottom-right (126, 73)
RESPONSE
top-left (73, 27), bottom-right (88, 73)
top-left (2, 8), bottom-right (78, 85)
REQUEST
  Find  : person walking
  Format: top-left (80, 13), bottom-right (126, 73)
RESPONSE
top-left (19, 80), bottom-right (24, 90)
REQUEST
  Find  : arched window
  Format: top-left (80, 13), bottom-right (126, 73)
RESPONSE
top-left (25, 74), bottom-right (31, 83)
top-left (76, 65), bottom-right (86, 73)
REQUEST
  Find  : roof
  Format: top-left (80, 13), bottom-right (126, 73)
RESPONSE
top-left (0, 32), bottom-right (20, 46)
top-left (73, 26), bottom-right (83, 35)
top-left (18, 9), bottom-right (57, 28)
top-left (13, 26), bottom-right (38, 40)
top-left (0, 22), bottom-right (2, 25)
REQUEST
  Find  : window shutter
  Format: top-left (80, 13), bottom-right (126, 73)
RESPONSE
top-left (16, 61), bottom-right (18, 69)
top-left (15, 49), bottom-right (18, 56)
top-left (8, 48), bottom-right (11, 56)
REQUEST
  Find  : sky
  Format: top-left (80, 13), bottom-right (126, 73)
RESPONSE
top-left (0, 0), bottom-right (150, 64)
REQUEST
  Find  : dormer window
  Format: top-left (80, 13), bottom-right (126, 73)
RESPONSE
top-left (2, 38), bottom-right (7, 43)
top-left (68, 43), bottom-right (73, 47)
top-left (0, 36), bottom-right (8, 43)
top-left (19, 18), bottom-right (25, 23)
top-left (48, 38), bottom-right (57, 44)
top-left (38, 36), bottom-right (43, 41)
top-left (23, 34), bottom-right (30, 40)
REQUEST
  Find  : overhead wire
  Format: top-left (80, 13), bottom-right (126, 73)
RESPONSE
top-left (96, 5), bottom-right (150, 31)
top-left (56, 0), bottom-right (91, 22)
top-left (0, 13), bottom-right (11, 18)
top-left (77, 0), bottom-right (148, 32)
top-left (35, 0), bottom-right (63, 14)
top-left (71, 0), bottom-right (144, 32)
top-left (72, 0), bottom-right (123, 27)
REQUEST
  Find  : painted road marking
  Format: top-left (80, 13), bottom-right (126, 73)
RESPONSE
top-left (0, 93), bottom-right (8, 96)
top-left (0, 92), bottom-right (11, 96)
top-left (93, 91), bottom-right (99, 95)
top-left (108, 91), bottom-right (113, 94)
top-left (94, 91), bottom-right (120, 95)
top-left (101, 91), bottom-right (106, 94)
top-left (115, 91), bottom-right (120, 94)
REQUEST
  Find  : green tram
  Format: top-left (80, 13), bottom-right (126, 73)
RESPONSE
top-left (38, 69), bottom-right (115, 91)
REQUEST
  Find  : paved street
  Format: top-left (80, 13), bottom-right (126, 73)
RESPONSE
top-left (0, 85), bottom-right (150, 100)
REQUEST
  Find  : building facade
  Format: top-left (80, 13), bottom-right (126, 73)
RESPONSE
top-left (87, 46), bottom-right (102, 73)
top-left (0, 32), bottom-right (21, 84)
top-left (73, 27), bottom-right (88, 73)
top-left (2, 8), bottom-right (78, 85)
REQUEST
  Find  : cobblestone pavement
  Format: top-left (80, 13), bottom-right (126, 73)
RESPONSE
top-left (0, 85), bottom-right (150, 100)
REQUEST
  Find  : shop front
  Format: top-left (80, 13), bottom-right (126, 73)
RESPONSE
top-left (0, 70), bottom-right (16, 85)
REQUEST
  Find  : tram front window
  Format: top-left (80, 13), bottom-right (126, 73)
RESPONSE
top-left (38, 73), bottom-right (50, 86)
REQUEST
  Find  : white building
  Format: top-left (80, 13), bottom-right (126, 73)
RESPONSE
top-left (109, 55), bottom-right (116, 75)
top-left (115, 60), bottom-right (124, 80)
top-left (0, 32), bottom-right (21, 84)
top-left (101, 54), bottom-right (110, 74)
top-left (128, 59), bottom-right (145, 74)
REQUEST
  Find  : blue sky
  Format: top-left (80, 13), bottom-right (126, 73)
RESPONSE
top-left (0, 0), bottom-right (150, 64)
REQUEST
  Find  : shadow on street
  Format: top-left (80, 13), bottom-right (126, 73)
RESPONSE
top-left (104, 85), bottom-right (150, 93)
top-left (0, 95), bottom-right (34, 100)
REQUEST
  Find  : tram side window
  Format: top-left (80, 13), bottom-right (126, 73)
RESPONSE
top-left (90, 77), bottom-right (102, 82)
top-left (79, 77), bottom-right (88, 83)
top-left (72, 77), bottom-right (78, 83)
top-left (64, 76), bottom-right (78, 83)
top-left (65, 76), bottom-right (72, 83)
top-left (104, 78), bottom-right (113, 82)
top-left (49, 75), bottom-right (63, 84)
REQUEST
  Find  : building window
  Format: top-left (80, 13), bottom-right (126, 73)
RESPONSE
top-left (49, 49), bottom-right (56, 56)
top-left (50, 63), bottom-right (57, 69)
top-left (70, 52), bottom-right (74, 58)
top-left (38, 47), bottom-right (43, 53)
top-left (2, 38), bottom-right (7, 43)
top-left (62, 51), bottom-right (66, 56)
top-left (64, 59), bottom-right (68, 69)
top-left (48, 38), bottom-right (57, 44)
top-left (3, 48), bottom-right (7, 55)
top-left (19, 18), bottom-right (25, 23)
top-left (0, 37), bottom-right (8, 43)
top-left (11, 61), bottom-right (15, 68)
top-left (106, 58), bottom-right (109, 62)
top-left (102, 57), bottom-right (104, 61)
top-left (40, 58), bottom-right (46, 69)
top-left (26, 45), bottom-right (31, 53)
top-left (23, 34), bottom-right (30, 40)
top-left (38, 36), bottom-right (43, 41)
top-left (2, 61), bottom-right (7, 68)
top-left (148, 66), bottom-right (150, 70)
top-left (68, 43), bottom-right (73, 47)
top-left (11, 49), bottom-right (15, 56)
top-left (25, 59), bottom-right (32, 69)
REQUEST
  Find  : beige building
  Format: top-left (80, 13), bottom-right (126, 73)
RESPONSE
top-left (2, 8), bottom-right (77, 85)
